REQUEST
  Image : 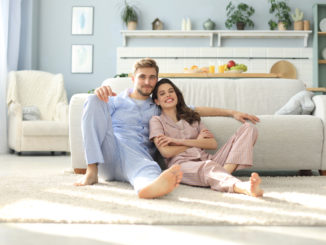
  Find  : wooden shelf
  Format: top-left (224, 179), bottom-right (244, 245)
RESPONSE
top-left (307, 87), bottom-right (326, 92)
top-left (121, 30), bottom-right (312, 47)
top-left (318, 32), bottom-right (326, 36)
top-left (319, 60), bottom-right (326, 64)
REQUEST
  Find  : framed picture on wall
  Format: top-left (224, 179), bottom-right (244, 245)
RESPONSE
top-left (71, 44), bottom-right (93, 73)
top-left (71, 6), bottom-right (94, 35)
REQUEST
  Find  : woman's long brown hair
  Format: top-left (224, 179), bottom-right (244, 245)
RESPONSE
top-left (152, 79), bottom-right (201, 125)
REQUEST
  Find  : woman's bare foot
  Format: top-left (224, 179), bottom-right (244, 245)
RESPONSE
top-left (138, 164), bottom-right (183, 199)
top-left (74, 164), bottom-right (98, 186)
top-left (233, 172), bottom-right (264, 197)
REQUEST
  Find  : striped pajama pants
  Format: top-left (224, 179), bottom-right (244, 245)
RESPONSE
top-left (176, 122), bottom-right (258, 193)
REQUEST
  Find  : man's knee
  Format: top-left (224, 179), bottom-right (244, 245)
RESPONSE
top-left (86, 94), bottom-right (105, 106)
top-left (84, 94), bottom-right (109, 115)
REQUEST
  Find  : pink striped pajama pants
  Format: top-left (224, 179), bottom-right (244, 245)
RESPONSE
top-left (176, 122), bottom-right (258, 193)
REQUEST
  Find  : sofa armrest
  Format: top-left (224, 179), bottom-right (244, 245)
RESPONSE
top-left (8, 102), bottom-right (22, 150)
top-left (313, 95), bottom-right (326, 171)
top-left (69, 93), bottom-right (90, 170)
top-left (313, 95), bottom-right (326, 120)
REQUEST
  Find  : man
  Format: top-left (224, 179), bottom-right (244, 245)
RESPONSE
top-left (75, 58), bottom-right (259, 199)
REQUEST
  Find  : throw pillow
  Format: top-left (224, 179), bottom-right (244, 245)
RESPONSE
top-left (23, 106), bottom-right (41, 120)
top-left (275, 90), bottom-right (315, 115)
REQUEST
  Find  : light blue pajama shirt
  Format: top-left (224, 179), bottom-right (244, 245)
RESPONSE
top-left (81, 88), bottom-right (161, 192)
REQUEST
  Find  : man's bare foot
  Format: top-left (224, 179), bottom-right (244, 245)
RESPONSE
top-left (138, 164), bottom-right (183, 199)
top-left (74, 164), bottom-right (98, 186)
top-left (233, 172), bottom-right (264, 197)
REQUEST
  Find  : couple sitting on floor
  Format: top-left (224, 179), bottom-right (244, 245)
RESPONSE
top-left (75, 58), bottom-right (263, 199)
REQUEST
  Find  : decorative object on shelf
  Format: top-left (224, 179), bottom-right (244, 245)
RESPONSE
top-left (186, 18), bottom-right (192, 31)
top-left (225, 2), bottom-right (255, 30)
top-left (121, 0), bottom-right (138, 30)
top-left (268, 0), bottom-right (292, 30)
top-left (322, 48), bottom-right (326, 60)
top-left (71, 44), bottom-right (93, 73)
top-left (181, 18), bottom-right (186, 30)
top-left (152, 18), bottom-right (163, 30)
top-left (203, 19), bottom-right (216, 30)
top-left (270, 60), bottom-right (297, 79)
top-left (291, 8), bottom-right (304, 30)
top-left (320, 18), bottom-right (326, 32)
top-left (71, 6), bottom-right (94, 35)
top-left (304, 20), bottom-right (310, 30)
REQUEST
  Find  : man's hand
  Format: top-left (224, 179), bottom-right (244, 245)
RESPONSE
top-left (156, 135), bottom-right (182, 147)
top-left (233, 111), bottom-right (260, 124)
top-left (95, 85), bottom-right (117, 102)
top-left (197, 129), bottom-right (214, 140)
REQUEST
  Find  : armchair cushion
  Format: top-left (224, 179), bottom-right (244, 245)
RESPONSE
top-left (22, 106), bottom-right (41, 121)
top-left (22, 121), bottom-right (68, 136)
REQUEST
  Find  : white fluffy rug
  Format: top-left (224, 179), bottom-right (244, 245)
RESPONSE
top-left (1, 170), bottom-right (326, 225)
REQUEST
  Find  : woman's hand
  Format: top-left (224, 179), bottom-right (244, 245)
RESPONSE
top-left (197, 129), bottom-right (214, 140)
top-left (156, 135), bottom-right (182, 147)
top-left (233, 111), bottom-right (260, 124)
top-left (95, 85), bottom-right (117, 102)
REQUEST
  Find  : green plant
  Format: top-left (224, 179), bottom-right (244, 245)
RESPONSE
top-left (225, 2), bottom-right (255, 30)
top-left (268, 0), bottom-right (292, 30)
top-left (291, 8), bottom-right (303, 22)
top-left (121, 0), bottom-right (138, 26)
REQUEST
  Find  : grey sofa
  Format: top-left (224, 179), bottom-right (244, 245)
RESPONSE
top-left (69, 78), bottom-right (326, 174)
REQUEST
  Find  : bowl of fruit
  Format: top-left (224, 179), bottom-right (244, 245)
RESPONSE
top-left (224, 60), bottom-right (247, 73)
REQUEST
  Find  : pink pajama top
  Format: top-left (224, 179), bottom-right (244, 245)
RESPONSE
top-left (149, 113), bottom-right (213, 168)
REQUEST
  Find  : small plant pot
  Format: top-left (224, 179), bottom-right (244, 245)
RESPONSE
top-left (303, 20), bottom-right (310, 30)
top-left (127, 21), bottom-right (137, 30)
top-left (294, 21), bottom-right (303, 30)
top-left (278, 22), bottom-right (286, 31)
top-left (236, 22), bottom-right (245, 30)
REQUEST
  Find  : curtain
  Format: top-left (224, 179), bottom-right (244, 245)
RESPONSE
top-left (0, 0), bottom-right (21, 153)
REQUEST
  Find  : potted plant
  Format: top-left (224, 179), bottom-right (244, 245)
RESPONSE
top-left (121, 0), bottom-right (138, 30)
top-left (291, 8), bottom-right (304, 30)
top-left (225, 2), bottom-right (255, 30)
top-left (268, 0), bottom-right (292, 30)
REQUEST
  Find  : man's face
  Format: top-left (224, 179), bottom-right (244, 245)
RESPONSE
top-left (132, 67), bottom-right (158, 98)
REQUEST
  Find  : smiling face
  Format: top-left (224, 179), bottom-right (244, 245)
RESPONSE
top-left (131, 67), bottom-right (158, 99)
top-left (154, 83), bottom-right (178, 110)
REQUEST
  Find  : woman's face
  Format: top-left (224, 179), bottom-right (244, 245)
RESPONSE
top-left (154, 83), bottom-right (178, 110)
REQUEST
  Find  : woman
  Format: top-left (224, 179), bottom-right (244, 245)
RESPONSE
top-left (149, 79), bottom-right (263, 197)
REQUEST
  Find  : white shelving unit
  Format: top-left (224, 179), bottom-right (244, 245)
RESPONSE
top-left (121, 30), bottom-right (312, 47)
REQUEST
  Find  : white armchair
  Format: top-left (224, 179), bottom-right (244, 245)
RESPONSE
top-left (6, 70), bottom-right (70, 153)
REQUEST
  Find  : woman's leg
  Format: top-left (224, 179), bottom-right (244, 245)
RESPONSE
top-left (211, 122), bottom-right (258, 173)
top-left (174, 160), bottom-right (241, 193)
top-left (174, 160), bottom-right (263, 196)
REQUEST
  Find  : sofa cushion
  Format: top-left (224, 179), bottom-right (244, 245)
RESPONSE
top-left (22, 121), bottom-right (68, 136)
top-left (275, 90), bottom-right (315, 115)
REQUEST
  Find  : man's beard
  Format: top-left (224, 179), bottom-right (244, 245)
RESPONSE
top-left (137, 86), bottom-right (153, 97)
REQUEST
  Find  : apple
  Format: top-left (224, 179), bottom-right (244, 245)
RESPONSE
top-left (227, 60), bottom-right (236, 68)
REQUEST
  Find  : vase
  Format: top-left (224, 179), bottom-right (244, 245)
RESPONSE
top-left (127, 21), bottom-right (137, 30)
top-left (294, 21), bottom-right (303, 30)
top-left (304, 20), bottom-right (310, 30)
top-left (278, 22), bottom-right (286, 31)
top-left (236, 22), bottom-right (245, 30)
top-left (203, 19), bottom-right (216, 30)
